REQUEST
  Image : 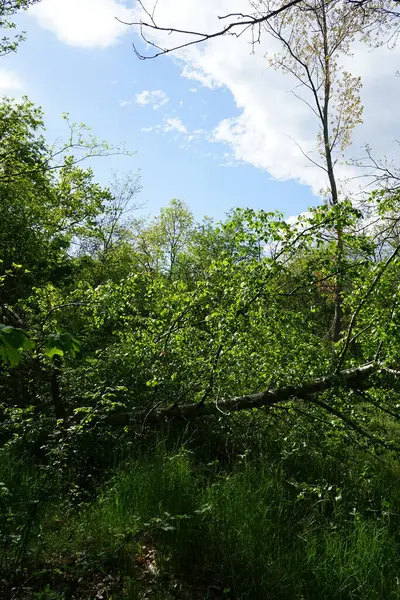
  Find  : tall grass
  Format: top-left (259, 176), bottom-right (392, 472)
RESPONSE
top-left (30, 447), bottom-right (400, 599)
top-left (3, 422), bottom-right (400, 600)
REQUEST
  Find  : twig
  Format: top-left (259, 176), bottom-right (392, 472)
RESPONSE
top-left (118, 0), bottom-right (303, 60)
top-left (337, 241), bottom-right (400, 371)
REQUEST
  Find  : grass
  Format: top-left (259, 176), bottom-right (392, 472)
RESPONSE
top-left (2, 432), bottom-right (400, 599)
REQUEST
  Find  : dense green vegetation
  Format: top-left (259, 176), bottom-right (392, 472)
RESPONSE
top-left (2, 1), bottom-right (400, 598)
top-left (1, 95), bottom-right (400, 599)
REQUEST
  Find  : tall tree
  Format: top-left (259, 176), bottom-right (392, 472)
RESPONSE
top-left (126, 0), bottom-right (396, 341)
top-left (259, 0), bottom-right (365, 339)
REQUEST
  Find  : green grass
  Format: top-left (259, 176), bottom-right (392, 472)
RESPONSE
top-left (36, 453), bottom-right (400, 598)
top-left (2, 438), bottom-right (400, 599)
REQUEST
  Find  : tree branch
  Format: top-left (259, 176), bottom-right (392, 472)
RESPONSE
top-left (119, 0), bottom-right (304, 59)
top-left (107, 361), bottom-right (397, 425)
top-left (337, 241), bottom-right (400, 370)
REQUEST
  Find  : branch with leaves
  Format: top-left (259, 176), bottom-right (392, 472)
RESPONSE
top-left (107, 362), bottom-right (400, 425)
top-left (0, 0), bottom-right (41, 57)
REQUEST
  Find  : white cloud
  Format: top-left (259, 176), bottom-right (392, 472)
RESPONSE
top-left (135, 89), bottom-right (169, 110)
top-left (181, 65), bottom-right (219, 89)
top-left (131, 0), bottom-right (400, 200)
top-left (29, 0), bottom-right (132, 48)
top-left (119, 99), bottom-right (133, 107)
top-left (164, 117), bottom-right (187, 134)
top-left (0, 69), bottom-right (23, 95)
top-left (140, 117), bottom-right (189, 136)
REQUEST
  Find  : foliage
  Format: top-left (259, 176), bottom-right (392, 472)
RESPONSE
top-left (0, 0), bottom-right (40, 57)
top-left (2, 84), bottom-right (400, 598)
top-left (0, 324), bottom-right (33, 366)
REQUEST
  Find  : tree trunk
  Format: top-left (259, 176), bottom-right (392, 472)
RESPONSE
top-left (321, 3), bottom-right (342, 342)
top-left (107, 362), bottom-right (392, 425)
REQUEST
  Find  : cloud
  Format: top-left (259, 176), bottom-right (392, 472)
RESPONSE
top-left (135, 89), bottom-right (169, 110)
top-left (164, 117), bottom-right (187, 134)
top-left (181, 65), bottom-right (219, 89)
top-left (0, 69), bottom-right (23, 95)
top-left (131, 0), bottom-right (400, 200)
top-left (29, 0), bottom-right (132, 48)
top-left (119, 99), bottom-right (133, 107)
top-left (140, 117), bottom-right (189, 136)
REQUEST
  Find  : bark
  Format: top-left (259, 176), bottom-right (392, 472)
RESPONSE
top-left (320, 2), bottom-right (343, 342)
top-left (107, 362), bottom-right (398, 426)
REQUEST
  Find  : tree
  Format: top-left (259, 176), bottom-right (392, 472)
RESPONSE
top-left (0, 96), bottom-right (128, 185)
top-left (0, 97), bottom-right (131, 361)
top-left (130, 199), bottom-right (195, 278)
top-left (261, 0), bottom-right (367, 341)
top-left (0, 96), bottom-right (137, 418)
top-left (0, 150), bottom-right (117, 308)
top-left (0, 0), bottom-right (41, 57)
top-left (125, 1), bottom-right (397, 342)
top-left (64, 197), bottom-right (400, 444)
top-left (76, 171), bottom-right (143, 283)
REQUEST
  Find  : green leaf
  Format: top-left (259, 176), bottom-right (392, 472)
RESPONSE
top-left (0, 324), bottom-right (33, 366)
top-left (44, 345), bottom-right (64, 359)
top-left (44, 333), bottom-right (81, 359)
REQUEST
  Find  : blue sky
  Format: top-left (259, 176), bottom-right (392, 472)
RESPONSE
top-left (1, 0), bottom-right (399, 224)
top-left (0, 2), bottom-right (319, 223)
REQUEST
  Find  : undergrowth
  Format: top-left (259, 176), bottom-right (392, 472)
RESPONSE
top-left (2, 424), bottom-right (400, 600)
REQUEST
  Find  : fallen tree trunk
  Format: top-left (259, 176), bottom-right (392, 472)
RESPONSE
top-left (108, 362), bottom-right (400, 426)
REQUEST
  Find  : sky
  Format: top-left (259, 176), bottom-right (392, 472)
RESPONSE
top-left (0, 0), bottom-right (399, 223)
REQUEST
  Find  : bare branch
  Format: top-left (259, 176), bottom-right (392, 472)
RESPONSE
top-left (285, 134), bottom-right (329, 173)
top-left (118, 0), bottom-right (304, 59)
